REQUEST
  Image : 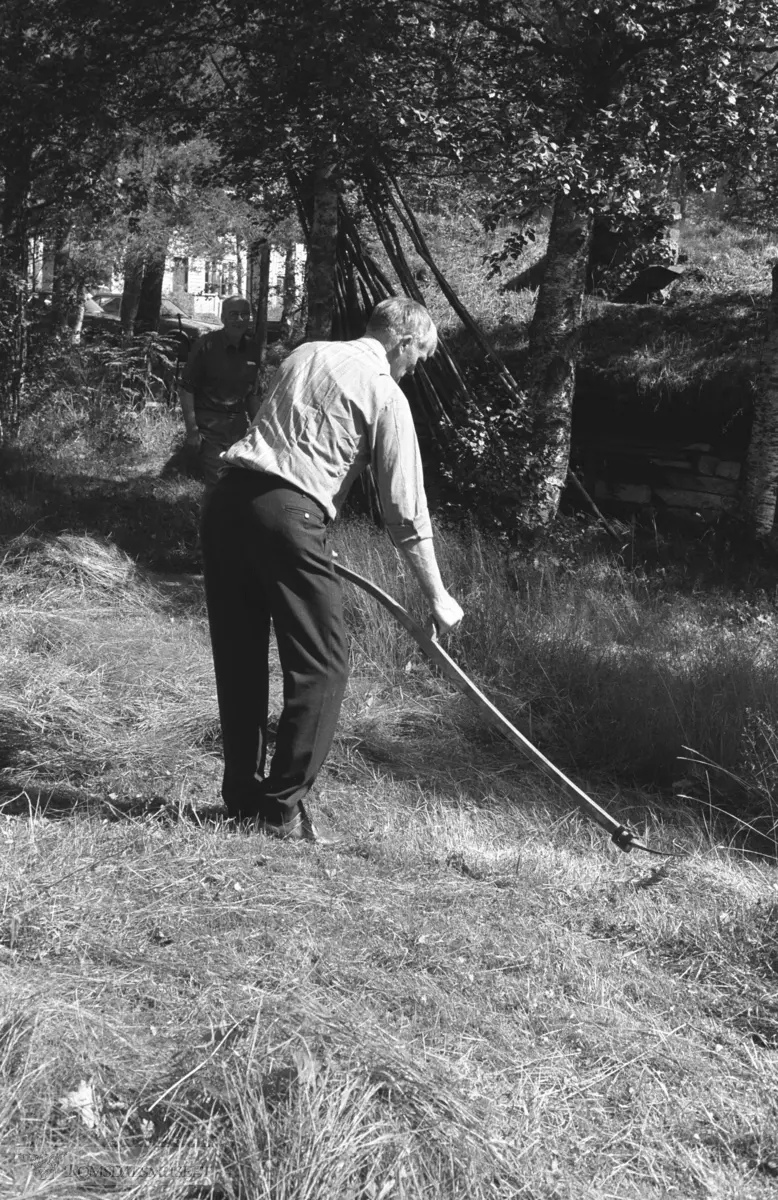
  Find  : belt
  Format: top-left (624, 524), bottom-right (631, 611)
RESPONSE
top-left (225, 467), bottom-right (329, 521)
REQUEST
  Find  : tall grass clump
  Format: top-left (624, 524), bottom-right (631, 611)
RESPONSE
top-left (14, 339), bottom-right (183, 474)
top-left (334, 518), bottom-right (778, 809)
top-left (4, 514), bottom-right (778, 830)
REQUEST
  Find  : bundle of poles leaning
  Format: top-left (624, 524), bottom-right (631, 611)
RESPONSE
top-left (288, 163), bottom-right (621, 538)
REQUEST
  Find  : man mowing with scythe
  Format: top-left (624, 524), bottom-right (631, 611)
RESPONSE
top-left (201, 297), bottom-right (463, 843)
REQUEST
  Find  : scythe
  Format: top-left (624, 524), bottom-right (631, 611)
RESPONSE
top-left (334, 558), bottom-right (671, 857)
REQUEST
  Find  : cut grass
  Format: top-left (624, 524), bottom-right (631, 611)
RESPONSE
top-left (1, 777), bottom-right (777, 1197)
top-left (1, 529), bottom-right (778, 1197)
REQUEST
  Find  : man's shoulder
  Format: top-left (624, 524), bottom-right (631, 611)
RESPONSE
top-left (191, 328), bottom-right (227, 357)
top-left (302, 336), bottom-right (390, 374)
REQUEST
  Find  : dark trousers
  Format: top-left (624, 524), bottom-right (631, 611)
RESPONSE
top-left (200, 469), bottom-right (348, 821)
top-left (195, 409), bottom-right (249, 492)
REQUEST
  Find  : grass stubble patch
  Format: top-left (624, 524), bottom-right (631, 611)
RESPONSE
top-left (1, 531), bottom-right (778, 1197)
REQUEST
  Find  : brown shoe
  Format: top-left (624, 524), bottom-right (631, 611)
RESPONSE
top-left (256, 804), bottom-right (342, 847)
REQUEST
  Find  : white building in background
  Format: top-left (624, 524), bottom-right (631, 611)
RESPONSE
top-left (163, 242), bottom-right (306, 321)
top-left (28, 235), bottom-right (306, 323)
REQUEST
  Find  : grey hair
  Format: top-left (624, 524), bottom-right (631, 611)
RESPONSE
top-left (366, 297), bottom-right (437, 355)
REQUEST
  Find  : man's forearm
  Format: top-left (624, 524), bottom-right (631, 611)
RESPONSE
top-left (178, 386), bottom-right (199, 437)
top-left (396, 536), bottom-right (464, 634)
top-left (397, 537), bottom-right (449, 604)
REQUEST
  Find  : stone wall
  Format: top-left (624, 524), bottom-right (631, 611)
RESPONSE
top-left (576, 438), bottom-right (742, 521)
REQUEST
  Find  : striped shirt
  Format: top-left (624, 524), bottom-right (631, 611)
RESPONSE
top-left (221, 337), bottom-right (433, 545)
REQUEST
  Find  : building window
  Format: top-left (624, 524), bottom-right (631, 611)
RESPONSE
top-left (204, 260), bottom-right (238, 296)
top-left (172, 257), bottom-right (189, 292)
top-left (204, 260), bottom-right (220, 294)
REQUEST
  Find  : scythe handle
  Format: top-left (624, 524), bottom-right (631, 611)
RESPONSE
top-left (333, 557), bottom-right (670, 857)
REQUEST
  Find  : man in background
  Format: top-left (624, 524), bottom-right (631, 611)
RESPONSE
top-left (200, 297), bottom-right (463, 843)
top-left (178, 295), bottom-right (262, 490)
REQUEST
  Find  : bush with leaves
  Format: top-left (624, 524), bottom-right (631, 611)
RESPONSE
top-left (438, 362), bottom-right (542, 538)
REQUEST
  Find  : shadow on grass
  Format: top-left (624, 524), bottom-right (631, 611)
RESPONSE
top-left (0, 451), bottom-right (203, 572)
top-left (0, 782), bottom-right (229, 827)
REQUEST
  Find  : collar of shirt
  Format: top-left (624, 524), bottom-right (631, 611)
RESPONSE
top-left (356, 336), bottom-right (391, 374)
top-left (214, 328), bottom-right (252, 354)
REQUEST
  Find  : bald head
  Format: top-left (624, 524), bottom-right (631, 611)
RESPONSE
top-left (221, 295), bottom-right (252, 343)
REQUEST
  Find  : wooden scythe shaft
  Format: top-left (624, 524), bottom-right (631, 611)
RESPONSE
top-left (334, 559), bottom-right (665, 856)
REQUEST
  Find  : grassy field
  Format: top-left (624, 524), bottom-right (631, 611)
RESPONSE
top-left (2, 501), bottom-right (778, 1198)
top-left (3, 212), bottom-right (778, 1197)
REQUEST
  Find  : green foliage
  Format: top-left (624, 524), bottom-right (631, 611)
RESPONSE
top-left (113, 136), bottom-right (271, 268)
top-left (206, 0), bottom-right (452, 211)
top-left (0, 0), bottom-right (210, 241)
top-left (434, 0), bottom-right (778, 244)
top-left (438, 385), bottom-right (538, 537)
top-left (87, 334), bottom-right (179, 410)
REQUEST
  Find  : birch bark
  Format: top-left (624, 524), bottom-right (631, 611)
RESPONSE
top-left (742, 264), bottom-right (778, 537)
top-left (526, 194), bottom-right (593, 525)
top-left (305, 163), bottom-right (339, 341)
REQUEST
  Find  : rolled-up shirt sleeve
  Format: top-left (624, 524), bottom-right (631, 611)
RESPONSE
top-left (371, 392), bottom-right (433, 546)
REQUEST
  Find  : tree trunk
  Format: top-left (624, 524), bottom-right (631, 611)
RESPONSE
top-left (120, 248), bottom-right (145, 337)
top-left (0, 139), bottom-right (32, 441)
top-left (136, 246), bottom-right (166, 332)
top-left (526, 194), bottom-right (594, 525)
top-left (305, 163), bottom-right (339, 341)
top-left (0, 276), bottom-right (26, 443)
top-left (234, 234), bottom-right (243, 296)
top-left (52, 240), bottom-right (73, 335)
top-left (70, 284), bottom-right (87, 345)
top-left (251, 237), bottom-right (270, 370)
top-left (742, 264), bottom-right (778, 537)
top-left (281, 241), bottom-right (299, 336)
top-left (1, 146), bottom-right (31, 274)
top-left (50, 217), bottom-right (77, 335)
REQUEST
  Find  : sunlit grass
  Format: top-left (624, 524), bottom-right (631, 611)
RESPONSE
top-left (0, 525), bottom-right (777, 1198)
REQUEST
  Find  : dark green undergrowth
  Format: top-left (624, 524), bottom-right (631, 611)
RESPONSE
top-left (0, 372), bottom-right (203, 571)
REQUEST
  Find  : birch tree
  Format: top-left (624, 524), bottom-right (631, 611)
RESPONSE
top-left (743, 264), bottom-right (778, 536)
top-left (432, 0), bottom-right (778, 524)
